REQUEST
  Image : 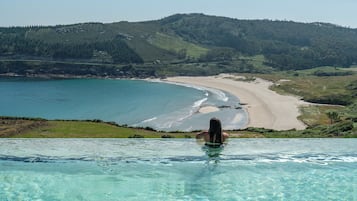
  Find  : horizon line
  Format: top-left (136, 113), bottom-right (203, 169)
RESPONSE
top-left (0, 13), bottom-right (355, 29)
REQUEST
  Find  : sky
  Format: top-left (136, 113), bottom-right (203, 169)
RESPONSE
top-left (1, 0), bottom-right (357, 28)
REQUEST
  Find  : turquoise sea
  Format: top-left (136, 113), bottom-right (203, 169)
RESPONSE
top-left (0, 77), bottom-right (247, 131)
top-left (0, 139), bottom-right (356, 201)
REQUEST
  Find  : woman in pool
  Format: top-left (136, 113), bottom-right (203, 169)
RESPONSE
top-left (196, 118), bottom-right (229, 147)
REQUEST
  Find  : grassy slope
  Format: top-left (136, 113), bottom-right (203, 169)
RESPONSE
top-left (0, 117), bottom-right (262, 138)
top-left (257, 70), bottom-right (355, 103)
top-left (298, 105), bottom-right (344, 126)
top-left (148, 32), bottom-right (208, 59)
top-left (3, 119), bottom-right (174, 138)
top-left (240, 55), bottom-right (273, 71)
top-left (19, 121), bottom-right (165, 138)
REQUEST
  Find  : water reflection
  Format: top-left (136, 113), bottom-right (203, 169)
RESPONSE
top-left (202, 144), bottom-right (224, 165)
top-left (195, 138), bottom-right (226, 165)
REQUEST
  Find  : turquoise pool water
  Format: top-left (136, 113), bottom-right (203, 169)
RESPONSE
top-left (0, 139), bottom-right (356, 201)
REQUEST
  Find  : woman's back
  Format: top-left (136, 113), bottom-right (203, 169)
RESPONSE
top-left (196, 118), bottom-right (229, 145)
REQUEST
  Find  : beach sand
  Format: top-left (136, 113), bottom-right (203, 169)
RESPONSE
top-left (198, 106), bottom-right (220, 114)
top-left (166, 74), bottom-right (309, 130)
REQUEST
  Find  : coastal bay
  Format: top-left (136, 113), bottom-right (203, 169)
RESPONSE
top-left (0, 77), bottom-right (247, 131)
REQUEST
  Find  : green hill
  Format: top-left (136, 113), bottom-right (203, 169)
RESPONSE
top-left (160, 14), bottom-right (357, 69)
top-left (1, 13), bottom-right (357, 77)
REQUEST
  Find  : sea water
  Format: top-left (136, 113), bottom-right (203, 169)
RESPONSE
top-left (0, 77), bottom-right (247, 131)
top-left (0, 139), bottom-right (356, 201)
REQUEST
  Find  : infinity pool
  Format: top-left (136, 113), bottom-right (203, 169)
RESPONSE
top-left (0, 139), bottom-right (356, 201)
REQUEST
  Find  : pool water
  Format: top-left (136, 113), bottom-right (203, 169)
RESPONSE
top-left (0, 139), bottom-right (356, 201)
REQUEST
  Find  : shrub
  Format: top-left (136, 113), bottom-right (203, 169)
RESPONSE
top-left (161, 134), bottom-right (174, 138)
top-left (128, 134), bottom-right (144, 138)
top-left (144, 127), bottom-right (156, 131)
top-left (326, 121), bottom-right (354, 136)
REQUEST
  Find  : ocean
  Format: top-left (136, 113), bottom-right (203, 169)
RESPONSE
top-left (0, 77), bottom-right (247, 131)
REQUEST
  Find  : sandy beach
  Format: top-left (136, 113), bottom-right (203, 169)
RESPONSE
top-left (166, 74), bottom-right (309, 130)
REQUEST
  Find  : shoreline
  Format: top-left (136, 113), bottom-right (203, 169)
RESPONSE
top-left (1, 73), bottom-right (309, 131)
top-left (166, 74), bottom-right (309, 131)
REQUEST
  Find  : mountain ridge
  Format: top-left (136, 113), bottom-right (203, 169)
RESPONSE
top-left (1, 13), bottom-right (357, 77)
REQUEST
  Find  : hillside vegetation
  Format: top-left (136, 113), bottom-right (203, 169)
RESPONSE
top-left (1, 13), bottom-right (357, 77)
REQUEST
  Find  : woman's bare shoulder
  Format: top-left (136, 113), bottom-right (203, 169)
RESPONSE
top-left (223, 132), bottom-right (230, 139)
top-left (196, 131), bottom-right (208, 139)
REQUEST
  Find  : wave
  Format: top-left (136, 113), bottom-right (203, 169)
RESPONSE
top-left (192, 98), bottom-right (207, 108)
top-left (173, 97), bottom-right (210, 127)
top-left (154, 80), bottom-right (208, 93)
top-left (206, 88), bottom-right (228, 102)
top-left (162, 80), bottom-right (228, 102)
top-left (141, 117), bottom-right (157, 123)
top-left (135, 110), bottom-right (195, 131)
top-left (135, 97), bottom-right (209, 130)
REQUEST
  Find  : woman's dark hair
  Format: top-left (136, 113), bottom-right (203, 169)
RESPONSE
top-left (208, 118), bottom-right (222, 144)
